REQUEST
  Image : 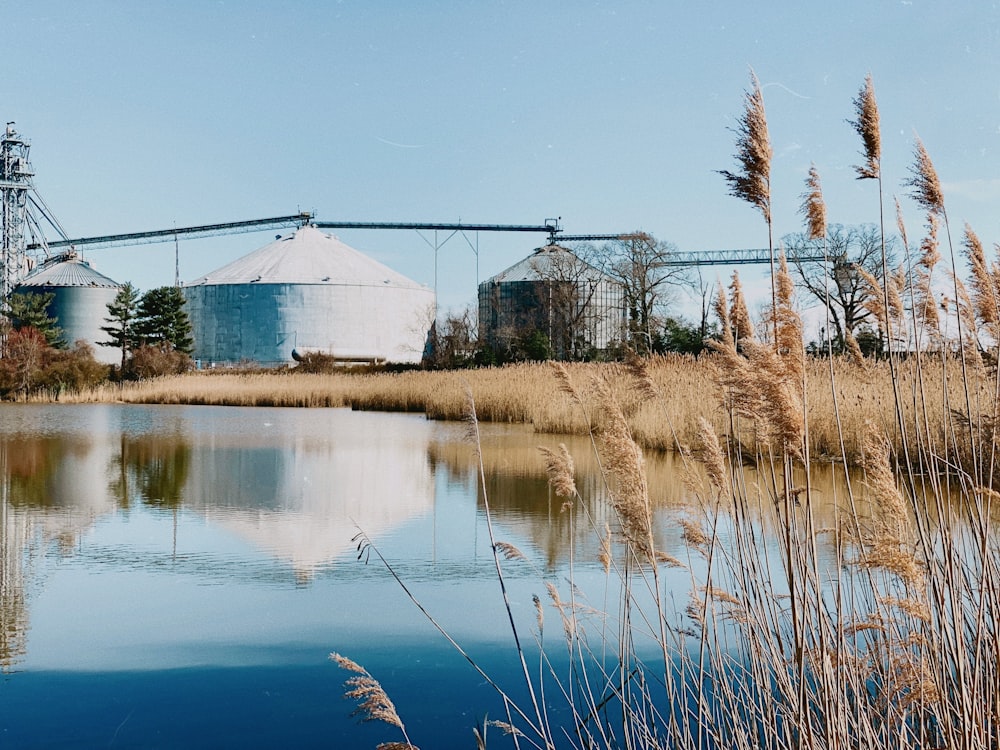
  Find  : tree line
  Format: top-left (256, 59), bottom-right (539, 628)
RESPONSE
top-left (0, 284), bottom-right (193, 397)
top-left (427, 224), bottom-right (897, 368)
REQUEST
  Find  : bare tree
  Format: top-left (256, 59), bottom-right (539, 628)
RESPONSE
top-left (426, 305), bottom-right (478, 368)
top-left (526, 248), bottom-right (609, 360)
top-left (588, 233), bottom-right (692, 355)
top-left (782, 223), bottom-right (897, 350)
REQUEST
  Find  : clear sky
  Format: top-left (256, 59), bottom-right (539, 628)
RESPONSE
top-left (5, 0), bottom-right (999, 332)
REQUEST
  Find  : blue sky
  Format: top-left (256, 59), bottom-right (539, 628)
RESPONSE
top-left (6, 1), bottom-right (1000, 331)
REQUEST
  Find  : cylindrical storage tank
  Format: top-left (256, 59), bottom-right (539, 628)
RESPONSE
top-left (15, 254), bottom-right (122, 365)
top-left (478, 244), bottom-right (625, 358)
top-left (183, 225), bottom-right (435, 365)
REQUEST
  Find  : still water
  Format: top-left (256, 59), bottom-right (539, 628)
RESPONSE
top-left (0, 404), bottom-right (845, 748)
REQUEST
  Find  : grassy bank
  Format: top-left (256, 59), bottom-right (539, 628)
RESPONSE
top-left (42, 353), bottom-right (985, 468)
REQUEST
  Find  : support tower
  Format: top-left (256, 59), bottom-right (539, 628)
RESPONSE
top-left (0, 123), bottom-right (32, 300)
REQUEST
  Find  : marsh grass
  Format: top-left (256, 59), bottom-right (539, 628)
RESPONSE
top-left (328, 78), bottom-right (1000, 748)
top-left (45, 356), bottom-right (990, 474)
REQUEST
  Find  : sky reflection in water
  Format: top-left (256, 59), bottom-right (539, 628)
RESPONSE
top-left (0, 404), bottom-right (857, 747)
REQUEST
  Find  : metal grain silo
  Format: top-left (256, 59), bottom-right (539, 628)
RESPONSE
top-left (15, 253), bottom-right (122, 365)
top-left (478, 244), bottom-right (625, 359)
top-left (183, 225), bottom-right (435, 365)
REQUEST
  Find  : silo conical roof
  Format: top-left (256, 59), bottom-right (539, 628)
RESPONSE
top-left (487, 244), bottom-right (610, 283)
top-left (20, 255), bottom-right (120, 288)
top-left (185, 225), bottom-right (426, 289)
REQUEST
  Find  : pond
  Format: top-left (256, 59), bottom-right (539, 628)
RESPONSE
top-left (0, 404), bottom-right (855, 748)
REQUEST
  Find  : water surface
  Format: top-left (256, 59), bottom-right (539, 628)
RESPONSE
top-left (0, 404), bottom-right (851, 748)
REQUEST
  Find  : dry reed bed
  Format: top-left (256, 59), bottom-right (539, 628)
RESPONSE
top-left (48, 353), bottom-right (990, 469)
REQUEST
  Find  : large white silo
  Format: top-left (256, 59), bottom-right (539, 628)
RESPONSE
top-left (183, 225), bottom-right (435, 365)
top-left (15, 253), bottom-right (122, 365)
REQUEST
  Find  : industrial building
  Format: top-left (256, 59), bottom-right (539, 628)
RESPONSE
top-left (478, 244), bottom-right (625, 359)
top-left (183, 225), bottom-right (435, 365)
top-left (15, 253), bottom-right (122, 365)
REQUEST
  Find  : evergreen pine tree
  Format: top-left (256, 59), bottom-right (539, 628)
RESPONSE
top-left (99, 282), bottom-right (140, 371)
top-left (5, 291), bottom-right (63, 347)
top-left (135, 286), bottom-right (194, 355)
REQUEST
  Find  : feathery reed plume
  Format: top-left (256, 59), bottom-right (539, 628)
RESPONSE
top-left (880, 596), bottom-right (931, 624)
top-left (856, 266), bottom-right (887, 324)
top-left (330, 653), bottom-right (416, 747)
top-left (699, 585), bottom-right (742, 606)
top-left (494, 541), bottom-right (527, 562)
top-left (538, 443), bottom-right (577, 499)
top-left (549, 361), bottom-right (583, 406)
top-left (894, 197), bottom-right (910, 251)
top-left (844, 330), bottom-right (866, 368)
top-left (598, 522), bottom-right (612, 573)
top-left (918, 211), bottom-right (942, 271)
top-left (625, 354), bottom-right (659, 400)
top-left (532, 594), bottom-right (544, 633)
top-left (889, 265), bottom-right (907, 324)
top-left (709, 309), bottom-right (804, 458)
top-left (800, 164), bottom-right (827, 239)
top-left (719, 69), bottom-right (772, 223)
top-left (850, 74), bottom-right (881, 180)
top-left (861, 424), bottom-right (908, 531)
top-left (913, 213), bottom-right (942, 336)
top-left (654, 550), bottom-right (685, 568)
top-left (685, 591), bottom-right (706, 627)
top-left (696, 416), bottom-right (730, 497)
top-left (593, 377), bottom-right (654, 558)
top-left (546, 582), bottom-right (576, 642)
top-left (747, 341), bottom-right (805, 457)
top-left (715, 278), bottom-right (734, 347)
top-left (963, 223), bottom-right (1000, 335)
top-left (905, 137), bottom-right (945, 215)
top-left (680, 517), bottom-right (710, 552)
top-left (855, 424), bottom-right (925, 590)
top-left (774, 252), bottom-right (804, 381)
top-left (729, 271), bottom-right (755, 343)
top-left (953, 275), bottom-right (986, 376)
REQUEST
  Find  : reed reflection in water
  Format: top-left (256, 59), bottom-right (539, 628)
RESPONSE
top-left (0, 403), bottom-right (940, 748)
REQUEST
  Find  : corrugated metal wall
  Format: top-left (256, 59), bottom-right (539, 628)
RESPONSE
top-left (17, 283), bottom-right (121, 365)
top-left (184, 282), bottom-right (435, 365)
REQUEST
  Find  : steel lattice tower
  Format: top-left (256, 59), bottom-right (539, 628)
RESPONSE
top-left (0, 123), bottom-right (39, 302)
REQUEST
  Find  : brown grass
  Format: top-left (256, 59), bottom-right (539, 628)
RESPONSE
top-left (46, 354), bottom-right (992, 470)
